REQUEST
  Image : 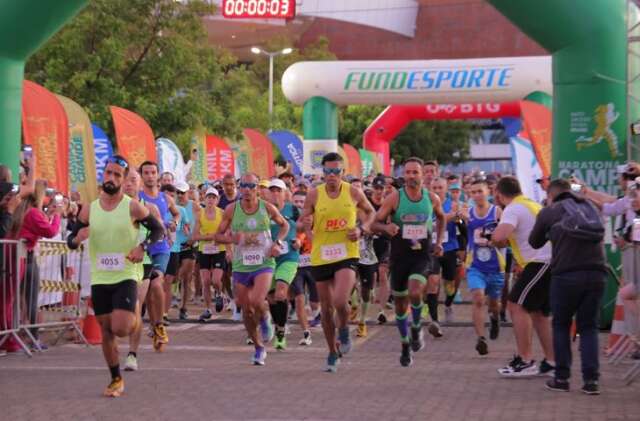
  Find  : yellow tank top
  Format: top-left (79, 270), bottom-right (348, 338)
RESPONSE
top-left (508, 195), bottom-right (542, 266)
top-left (311, 181), bottom-right (359, 266)
top-left (198, 207), bottom-right (226, 253)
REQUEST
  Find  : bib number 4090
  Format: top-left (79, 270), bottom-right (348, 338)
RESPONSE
top-left (242, 250), bottom-right (264, 266)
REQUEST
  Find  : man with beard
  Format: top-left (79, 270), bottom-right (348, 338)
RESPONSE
top-left (67, 156), bottom-right (164, 397)
top-left (370, 176), bottom-right (392, 324)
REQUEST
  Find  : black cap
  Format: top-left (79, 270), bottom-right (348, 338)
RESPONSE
top-left (0, 182), bottom-right (15, 202)
top-left (372, 176), bottom-right (386, 188)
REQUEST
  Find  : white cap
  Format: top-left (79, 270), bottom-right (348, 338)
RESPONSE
top-left (175, 180), bottom-right (189, 193)
top-left (205, 187), bottom-right (219, 197)
top-left (268, 178), bottom-right (287, 191)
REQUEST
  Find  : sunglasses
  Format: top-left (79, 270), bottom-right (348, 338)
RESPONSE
top-left (322, 167), bottom-right (342, 176)
top-left (107, 156), bottom-right (128, 169)
top-left (177, 191), bottom-right (186, 195)
top-left (239, 182), bottom-right (257, 189)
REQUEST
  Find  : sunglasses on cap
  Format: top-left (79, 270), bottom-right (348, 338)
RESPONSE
top-left (106, 156), bottom-right (128, 169)
top-left (322, 167), bottom-right (342, 176)
top-left (239, 182), bottom-right (257, 189)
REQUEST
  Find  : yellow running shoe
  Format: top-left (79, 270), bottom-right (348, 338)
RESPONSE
top-left (153, 324), bottom-right (169, 352)
top-left (349, 306), bottom-right (359, 322)
top-left (356, 322), bottom-right (368, 338)
top-left (103, 376), bottom-right (124, 397)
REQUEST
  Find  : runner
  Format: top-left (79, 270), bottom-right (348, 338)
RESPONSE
top-left (192, 187), bottom-right (227, 321)
top-left (302, 152), bottom-right (375, 373)
top-left (161, 183), bottom-right (186, 319)
top-left (447, 182), bottom-right (468, 322)
top-left (67, 156), bottom-right (164, 396)
top-left (174, 181), bottom-right (196, 319)
top-left (370, 176), bottom-right (391, 324)
top-left (139, 161), bottom-right (180, 348)
top-left (266, 178), bottom-right (301, 350)
top-left (356, 229), bottom-right (378, 337)
top-left (218, 174), bottom-right (241, 321)
top-left (373, 157), bottom-right (445, 367)
top-left (464, 177), bottom-right (504, 356)
top-left (491, 176), bottom-right (555, 376)
top-left (215, 173), bottom-right (289, 365)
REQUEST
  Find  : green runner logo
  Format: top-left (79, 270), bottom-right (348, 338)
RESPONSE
top-left (576, 103), bottom-right (620, 158)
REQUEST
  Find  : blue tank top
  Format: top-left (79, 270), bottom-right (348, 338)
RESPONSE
top-left (270, 202), bottom-right (300, 264)
top-left (139, 190), bottom-right (171, 255)
top-left (440, 198), bottom-right (460, 253)
top-left (174, 201), bottom-right (194, 251)
top-left (467, 204), bottom-right (500, 272)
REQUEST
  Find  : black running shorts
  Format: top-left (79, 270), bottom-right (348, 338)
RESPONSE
top-left (198, 251), bottom-right (226, 271)
top-left (389, 255), bottom-right (430, 296)
top-left (91, 279), bottom-right (137, 316)
top-left (311, 258), bottom-right (359, 283)
top-left (508, 262), bottom-right (551, 316)
top-left (357, 263), bottom-right (378, 290)
top-left (291, 267), bottom-right (319, 303)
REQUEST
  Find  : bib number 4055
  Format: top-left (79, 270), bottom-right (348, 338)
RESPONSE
top-left (97, 254), bottom-right (125, 272)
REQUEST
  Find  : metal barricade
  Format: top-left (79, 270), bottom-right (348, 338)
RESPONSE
top-left (20, 239), bottom-right (88, 352)
top-left (0, 239), bottom-right (34, 356)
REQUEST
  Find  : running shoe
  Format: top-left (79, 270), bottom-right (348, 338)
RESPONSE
top-left (489, 316), bottom-right (500, 340)
top-left (421, 305), bottom-right (429, 319)
top-left (377, 311), bottom-right (387, 325)
top-left (232, 309), bottom-right (242, 322)
top-left (537, 359), bottom-right (555, 377)
top-left (162, 314), bottom-right (171, 326)
top-left (581, 381), bottom-right (600, 395)
top-left (153, 324), bottom-right (169, 352)
top-left (400, 343), bottom-right (413, 367)
top-left (386, 296), bottom-right (394, 309)
top-left (246, 337), bottom-right (254, 345)
top-left (299, 331), bottom-right (312, 346)
top-left (124, 353), bottom-right (138, 371)
top-left (356, 322), bottom-right (368, 338)
top-left (498, 355), bottom-right (538, 377)
top-left (284, 324), bottom-right (291, 335)
top-left (475, 336), bottom-right (488, 356)
top-left (252, 346), bottom-right (267, 366)
top-left (349, 306), bottom-right (359, 322)
top-left (214, 294), bottom-right (224, 313)
top-left (410, 326), bottom-right (425, 352)
top-left (103, 377), bottom-right (124, 397)
top-left (199, 309), bottom-right (212, 322)
top-left (545, 378), bottom-right (569, 392)
top-left (444, 306), bottom-right (454, 323)
top-left (274, 330), bottom-right (287, 351)
top-left (338, 327), bottom-right (352, 355)
top-left (309, 313), bottom-right (321, 328)
top-left (288, 306), bottom-right (297, 321)
top-left (325, 352), bottom-right (340, 373)
top-left (260, 316), bottom-right (274, 343)
top-left (179, 308), bottom-right (188, 320)
top-left (428, 321), bottom-right (443, 338)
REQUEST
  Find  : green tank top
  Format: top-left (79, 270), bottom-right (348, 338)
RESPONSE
top-left (89, 195), bottom-right (141, 285)
top-left (231, 200), bottom-right (275, 273)
top-left (391, 188), bottom-right (433, 254)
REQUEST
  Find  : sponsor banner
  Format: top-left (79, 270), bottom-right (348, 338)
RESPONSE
top-left (230, 141), bottom-right (250, 178)
top-left (520, 100), bottom-right (552, 178)
top-left (337, 145), bottom-right (351, 175)
top-left (189, 131), bottom-right (208, 184)
top-left (243, 129), bottom-right (275, 179)
top-left (342, 143), bottom-right (361, 177)
top-left (205, 135), bottom-right (235, 180)
top-left (92, 124), bottom-right (113, 184)
top-left (509, 136), bottom-right (546, 203)
top-left (110, 106), bottom-right (156, 169)
top-left (303, 139), bottom-right (337, 175)
top-left (156, 137), bottom-right (186, 183)
top-left (22, 80), bottom-right (69, 194)
top-left (267, 130), bottom-right (304, 175)
top-left (359, 149), bottom-right (375, 177)
top-left (56, 95), bottom-right (98, 203)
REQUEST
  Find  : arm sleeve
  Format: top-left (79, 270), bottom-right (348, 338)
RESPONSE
top-left (138, 214), bottom-right (166, 245)
top-left (528, 208), bottom-right (551, 249)
top-left (66, 219), bottom-right (89, 250)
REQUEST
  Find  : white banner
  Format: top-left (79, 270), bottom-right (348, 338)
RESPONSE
top-left (156, 138), bottom-right (186, 183)
top-left (509, 136), bottom-right (546, 203)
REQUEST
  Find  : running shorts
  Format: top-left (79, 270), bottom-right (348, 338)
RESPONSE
top-left (357, 263), bottom-right (378, 290)
top-left (233, 268), bottom-right (273, 288)
top-left (508, 261), bottom-right (551, 316)
top-left (437, 250), bottom-right (458, 281)
top-left (311, 258), bottom-right (359, 283)
top-left (91, 279), bottom-right (137, 316)
top-left (272, 261), bottom-right (299, 288)
top-left (166, 252), bottom-right (180, 277)
top-left (150, 252), bottom-right (170, 275)
top-left (198, 252), bottom-right (226, 271)
top-left (467, 267), bottom-right (504, 299)
top-left (291, 267), bottom-right (319, 302)
top-left (389, 256), bottom-right (430, 296)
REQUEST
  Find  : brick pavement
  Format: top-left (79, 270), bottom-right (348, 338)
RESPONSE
top-left (1, 319), bottom-right (639, 421)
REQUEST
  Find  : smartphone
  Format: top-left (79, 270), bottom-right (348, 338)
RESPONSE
top-left (22, 145), bottom-right (33, 161)
top-left (571, 183), bottom-right (582, 193)
top-left (45, 188), bottom-right (55, 196)
top-left (11, 184), bottom-right (19, 194)
top-left (54, 194), bottom-right (64, 203)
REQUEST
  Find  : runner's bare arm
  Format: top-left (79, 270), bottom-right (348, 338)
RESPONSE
top-left (165, 192), bottom-right (181, 229)
top-left (351, 185), bottom-right (375, 233)
top-left (372, 191), bottom-right (399, 237)
top-left (431, 191), bottom-right (446, 250)
top-left (191, 211), bottom-right (203, 241)
top-left (491, 222), bottom-right (514, 248)
top-left (301, 188), bottom-right (317, 235)
top-left (215, 203), bottom-right (235, 244)
top-left (66, 201), bottom-right (90, 249)
top-left (265, 201), bottom-right (289, 242)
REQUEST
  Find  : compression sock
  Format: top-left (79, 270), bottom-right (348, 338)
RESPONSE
top-left (411, 303), bottom-right (423, 328)
top-left (109, 365), bottom-right (121, 380)
top-left (273, 300), bottom-right (288, 328)
top-left (426, 293), bottom-right (439, 322)
top-left (395, 311), bottom-right (410, 343)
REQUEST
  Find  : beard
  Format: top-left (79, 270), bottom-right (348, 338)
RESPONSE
top-left (103, 181), bottom-right (120, 195)
top-left (406, 179), bottom-right (420, 188)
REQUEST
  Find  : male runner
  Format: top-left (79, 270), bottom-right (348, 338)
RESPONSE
top-left (139, 161), bottom-right (180, 347)
top-left (193, 187), bottom-right (226, 321)
top-left (446, 182), bottom-right (468, 322)
top-left (491, 176), bottom-right (555, 376)
top-left (465, 177), bottom-right (504, 355)
top-left (67, 156), bottom-right (164, 396)
top-left (302, 152), bottom-right (375, 373)
top-left (356, 230), bottom-right (378, 337)
top-left (218, 173), bottom-right (241, 320)
top-left (373, 157), bottom-right (445, 367)
top-left (174, 181), bottom-right (196, 319)
top-left (267, 178), bottom-right (301, 350)
top-left (215, 173), bottom-right (289, 365)
top-left (370, 176), bottom-right (391, 324)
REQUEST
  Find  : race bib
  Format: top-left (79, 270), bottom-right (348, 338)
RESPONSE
top-left (432, 230), bottom-right (449, 244)
top-left (402, 224), bottom-right (427, 240)
top-left (97, 253), bottom-right (125, 272)
top-left (202, 242), bottom-right (219, 255)
top-left (321, 243), bottom-right (347, 261)
top-left (242, 249), bottom-right (264, 266)
top-left (476, 247), bottom-right (492, 262)
top-left (299, 254), bottom-right (311, 267)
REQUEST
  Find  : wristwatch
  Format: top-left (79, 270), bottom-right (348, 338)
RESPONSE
top-left (275, 239), bottom-right (284, 247)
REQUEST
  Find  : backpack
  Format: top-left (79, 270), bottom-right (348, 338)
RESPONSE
top-left (552, 198), bottom-right (604, 242)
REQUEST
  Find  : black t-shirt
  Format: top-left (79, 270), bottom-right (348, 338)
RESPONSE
top-left (0, 210), bottom-right (11, 239)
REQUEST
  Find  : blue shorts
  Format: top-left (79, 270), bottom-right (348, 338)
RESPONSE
top-left (150, 253), bottom-right (171, 274)
top-left (233, 268), bottom-right (273, 288)
top-left (467, 267), bottom-right (504, 299)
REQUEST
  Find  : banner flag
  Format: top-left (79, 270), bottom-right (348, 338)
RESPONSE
top-left (156, 137), bottom-right (186, 183)
top-left (359, 148), bottom-right (375, 178)
top-left (22, 80), bottom-right (69, 194)
top-left (342, 143), bottom-right (361, 177)
top-left (189, 130), bottom-right (208, 184)
top-left (243, 129), bottom-right (275, 179)
top-left (230, 141), bottom-right (250, 178)
top-left (92, 124), bottom-right (113, 184)
top-left (267, 131), bottom-right (304, 175)
top-left (520, 100), bottom-right (552, 178)
top-left (337, 145), bottom-right (351, 175)
top-left (205, 135), bottom-right (235, 180)
top-left (509, 135), bottom-right (546, 203)
top-left (110, 106), bottom-right (156, 169)
top-left (56, 95), bottom-right (98, 203)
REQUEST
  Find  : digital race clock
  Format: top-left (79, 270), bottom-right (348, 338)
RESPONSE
top-left (222, 0), bottom-right (296, 19)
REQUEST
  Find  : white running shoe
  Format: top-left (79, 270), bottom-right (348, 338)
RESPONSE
top-left (124, 354), bottom-right (138, 371)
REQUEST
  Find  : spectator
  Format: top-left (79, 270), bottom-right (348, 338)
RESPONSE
top-left (160, 171), bottom-right (175, 187)
top-left (0, 182), bottom-right (20, 239)
top-left (529, 179), bottom-right (606, 395)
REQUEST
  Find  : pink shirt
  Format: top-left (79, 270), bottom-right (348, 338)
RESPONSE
top-left (17, 208), bottom-right (61, 251)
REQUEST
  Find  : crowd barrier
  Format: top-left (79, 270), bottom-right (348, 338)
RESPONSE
top-left (0, 239), bottom-right (89, 357)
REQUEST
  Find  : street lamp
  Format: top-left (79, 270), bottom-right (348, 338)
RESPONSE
top-left (251, 46), bottom-right (293, 131)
